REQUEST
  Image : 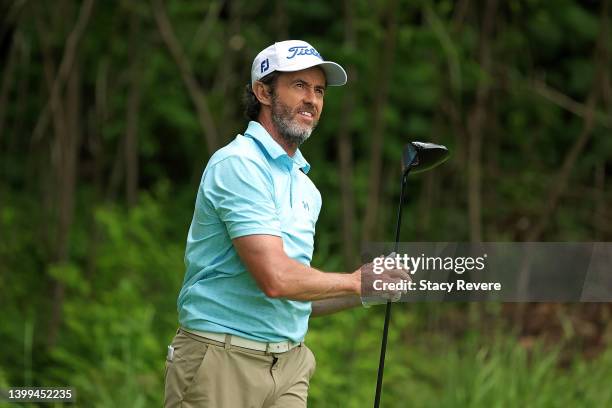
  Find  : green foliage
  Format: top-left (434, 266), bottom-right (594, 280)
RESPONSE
top-left (307, 311), bottom-right (612, 407)
top-left (1, 0), bottom-right (611, 406)
top-left (46, 186), bottom-right (186, 405)
top-left (1, 183), bottom-right (186, 405)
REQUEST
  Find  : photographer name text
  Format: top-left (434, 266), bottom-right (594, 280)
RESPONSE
top-left (373, 279), bottom-right (502, 293)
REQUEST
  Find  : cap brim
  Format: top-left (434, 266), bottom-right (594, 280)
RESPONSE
top-left (318, 61), bottom-right (348, 86)
top-left (277, 61), bottom-right (347, 86)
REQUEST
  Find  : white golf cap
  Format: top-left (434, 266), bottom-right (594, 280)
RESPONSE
top-left (251, 40), bottom-right (347, 86)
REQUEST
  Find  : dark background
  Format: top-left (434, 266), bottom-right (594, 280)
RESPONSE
top-left (1, 0), bottom-right (611, 406)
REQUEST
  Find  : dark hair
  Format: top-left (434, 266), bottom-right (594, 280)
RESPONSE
top-left (243, 71), bottom-right (281, 121)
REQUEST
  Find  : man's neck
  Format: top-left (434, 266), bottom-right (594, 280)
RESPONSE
top-left (257, 113), bottom-right (298, 157)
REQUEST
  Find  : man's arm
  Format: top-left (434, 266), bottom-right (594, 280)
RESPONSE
top-left (310, 296), bottom-right (362, 317)
top-left (233, 234), bottom-right (361, 301)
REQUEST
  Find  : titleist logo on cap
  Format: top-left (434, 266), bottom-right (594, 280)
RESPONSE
top-left (286, 46), bottom-right (322, 60)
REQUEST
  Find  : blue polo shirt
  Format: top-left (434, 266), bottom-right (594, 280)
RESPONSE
top-left (177, 121), bottom-right (322, 343)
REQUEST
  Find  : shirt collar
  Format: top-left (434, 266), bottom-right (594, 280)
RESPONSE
top-left (244, 121), bottom-right (311, 174)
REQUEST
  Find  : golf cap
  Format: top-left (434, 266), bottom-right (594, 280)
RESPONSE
top-left (251, 40), bottom-right (347, 87)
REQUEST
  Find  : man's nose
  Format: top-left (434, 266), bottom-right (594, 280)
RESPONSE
top-left (302, 87), bottom-right (318, 106)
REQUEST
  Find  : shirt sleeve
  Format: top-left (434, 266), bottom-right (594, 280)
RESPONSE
top-left (202, 156), bottom-right (282, 239)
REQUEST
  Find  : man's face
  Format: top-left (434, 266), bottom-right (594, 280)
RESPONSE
top-left (269, 67), bottom-right (326, 147)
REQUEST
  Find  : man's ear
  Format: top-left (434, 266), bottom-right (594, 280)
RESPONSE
top-left (253, 81), bottom-right (273, 106)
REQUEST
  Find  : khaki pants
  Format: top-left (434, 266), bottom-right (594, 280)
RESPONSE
top-left (164, 329), bottom-right (316, 408)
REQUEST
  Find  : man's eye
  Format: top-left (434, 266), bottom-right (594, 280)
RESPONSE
top-left (316, 89), bottom-right (325, 95)
top-left (296, 83), bottom-right (304, 88)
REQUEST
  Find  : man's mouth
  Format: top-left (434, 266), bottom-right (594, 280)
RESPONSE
top-left (298, 111), bottom-right (314, 118)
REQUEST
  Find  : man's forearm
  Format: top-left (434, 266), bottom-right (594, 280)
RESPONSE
top-left (271, 260), bottom-right (360, 301)
top-left (310, 295), bottom-right (362, 317)
top-left (232, 235), bottom-right (361, 301)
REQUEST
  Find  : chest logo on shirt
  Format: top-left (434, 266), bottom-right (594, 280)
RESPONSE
top-left (302, 200), bottom-right (310, 212)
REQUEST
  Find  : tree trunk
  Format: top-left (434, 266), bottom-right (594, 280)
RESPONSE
top-left (86, 59), bottom-right (109, 280)
top-left (593, 163), bottom-right (606, 240)
top-left (125, 12), bottom-right (142, 208)
top-left (361, 0), bottom-right (398, 242)
top-left (48, 62), bottom-right (82, 348)
top-left (417, 114), bottom-right (443, 237)
top-left (35, 8), bottom-right (66, 261)
top-left (467, 0), bottom-right (497, 242)
top-left (213, 0), bottom-right (242, 143)
top-left (14, 32), bottom-right (31, 160)
top-left (37, 0), bottom-right (94, 348)
top-left (337, 0), bottom-right (358, 268)
top-left (0, 29), bottom-right (17, 144)
top-left (0, 29), bottom-right (17, 220)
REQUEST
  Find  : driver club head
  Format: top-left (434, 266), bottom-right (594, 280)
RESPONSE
top-left (402, 141), bottom-right (450, 175)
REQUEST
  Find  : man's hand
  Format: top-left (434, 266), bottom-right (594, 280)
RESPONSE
top-left (359, 253), bottom-right (411, 307)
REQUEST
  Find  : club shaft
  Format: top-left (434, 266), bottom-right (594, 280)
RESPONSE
top-left (394, 173), bottom-right (408, 252)
top-left (374, 171), bottom-right (409, 408)
top-left (374, 301), bottom-right (392, 408)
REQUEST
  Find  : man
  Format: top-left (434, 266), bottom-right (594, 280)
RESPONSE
top-left (164, 40), bottom-right (406, 408)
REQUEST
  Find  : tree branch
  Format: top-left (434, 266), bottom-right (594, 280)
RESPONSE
top-left (151, 0), bottom-right (219, 153)
top-left (530, 77), bottom-right (612, 128)
top-left (526, 0), bottom-right (609, 241)
top-left (31, 0), bottom-right (95, 143)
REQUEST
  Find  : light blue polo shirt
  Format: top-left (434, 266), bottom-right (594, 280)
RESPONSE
top-left (177, 121), bottom-right (322, 343)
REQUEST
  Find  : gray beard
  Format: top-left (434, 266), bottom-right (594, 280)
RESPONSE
top-left (270, 97), bottom-right (317, 147)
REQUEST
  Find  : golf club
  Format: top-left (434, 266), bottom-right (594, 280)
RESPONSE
top-left (373, 141), bottom-right (450, 408)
